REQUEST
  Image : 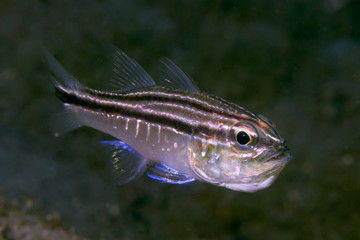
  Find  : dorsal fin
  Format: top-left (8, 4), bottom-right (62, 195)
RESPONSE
top-left (147, 164), bottom-right (196, 184)
top-left (156, 57), bottom-right (199, 90)
top-left (110, 46), bottom-right (156, 91)
top-left (101, 140), bottom-right (148, 185)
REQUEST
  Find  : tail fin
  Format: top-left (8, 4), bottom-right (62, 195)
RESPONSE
top-left (41, 48), bottom-right (83, 92)
top-left (41, 48), bottom-right (84, 136)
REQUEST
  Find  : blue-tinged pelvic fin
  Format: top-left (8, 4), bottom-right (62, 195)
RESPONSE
top-left (157, 57), bottom-right (199, 91)
top-left (147, 164), bottom-right (196, 184)
top-left (101, 140), bottom-right (148, 185)
top-left (110, 46), bottom-right (156, 91)
top-left (41, 48), bottom-right (82, 91)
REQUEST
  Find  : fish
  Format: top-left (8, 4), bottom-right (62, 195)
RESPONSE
top-left (43, 47), bottom-right (291, 192)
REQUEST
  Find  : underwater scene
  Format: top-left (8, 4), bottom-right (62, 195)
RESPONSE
top-left (0, 0), bottom-right (359, 239)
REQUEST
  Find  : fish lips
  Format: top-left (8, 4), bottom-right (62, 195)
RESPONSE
top-left (265, 146), bottom-right (292, 164)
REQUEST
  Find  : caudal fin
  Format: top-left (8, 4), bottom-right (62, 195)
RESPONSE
top-left (42, 48), bottom-right (84, 136)
top-left (41, 48), bottom-right (83, 92)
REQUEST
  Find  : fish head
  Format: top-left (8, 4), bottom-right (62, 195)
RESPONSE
top-left (190, 115), bottom-right (291, 192)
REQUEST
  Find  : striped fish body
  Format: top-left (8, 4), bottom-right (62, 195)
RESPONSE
top-left (44, 47), bottom-right (291, 192)
top-left (56, 86), bottom-right (250, 177)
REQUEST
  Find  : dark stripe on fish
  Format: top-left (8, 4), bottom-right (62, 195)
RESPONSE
top-left (55, 86), bottom-right (221, 136)
top-left (82, 87), bottom-right (255, 120)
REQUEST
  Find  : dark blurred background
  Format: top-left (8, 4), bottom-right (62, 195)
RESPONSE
top-left (0, 0), bottom-right (359, 239)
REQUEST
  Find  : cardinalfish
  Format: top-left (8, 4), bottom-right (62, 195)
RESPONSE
top-left (43, 47), bottom-right (291, 192)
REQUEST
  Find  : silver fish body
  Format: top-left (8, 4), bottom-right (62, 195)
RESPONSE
top-left (44, 47), bottom-right (291, 192)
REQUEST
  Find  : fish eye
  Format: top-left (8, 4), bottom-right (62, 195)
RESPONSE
top-left (236, 131), bottom-right (251, 145)
top-left (231, 122), bottom-right (259, 149)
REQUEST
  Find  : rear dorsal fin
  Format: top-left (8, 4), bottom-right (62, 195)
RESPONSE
top-left (157, 57), bottom-right (199, 90)
top-left (110, 46), bottom-right (156, 91)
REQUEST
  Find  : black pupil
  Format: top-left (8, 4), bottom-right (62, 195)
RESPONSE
top-left (236, 131), bottom-right (250, 145)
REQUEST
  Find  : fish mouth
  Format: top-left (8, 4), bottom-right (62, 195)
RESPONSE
top-left (265, 147), bottom-right (292, 165)
top-left (222, 149), bottom-right (291, 192)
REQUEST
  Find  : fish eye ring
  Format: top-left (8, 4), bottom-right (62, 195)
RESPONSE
top-left (231, 122), bottom-right (259, 148)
